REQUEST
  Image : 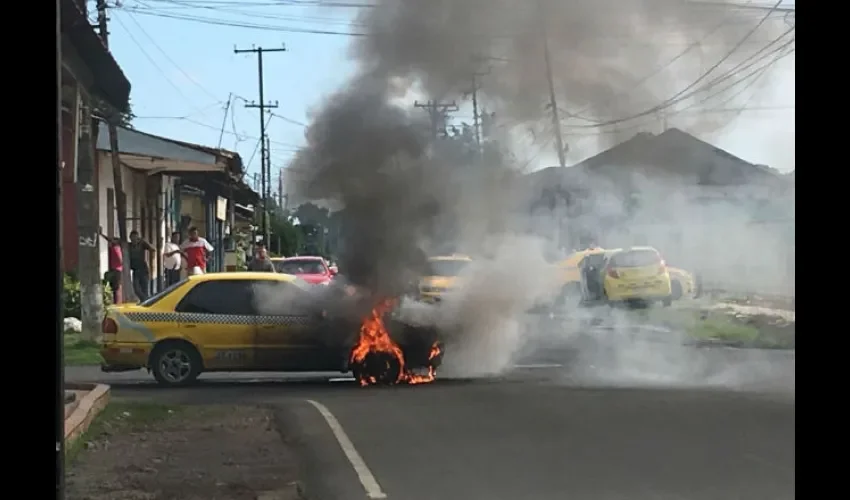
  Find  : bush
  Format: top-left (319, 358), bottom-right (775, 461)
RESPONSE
top-left (63, 272), bottom-right (113, 319)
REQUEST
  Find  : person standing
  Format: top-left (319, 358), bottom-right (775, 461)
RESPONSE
top-left (99, 229), bottom-right (123, 304)
top-left (181, 226), bottom-right (214, 275)
top-left (247, 243), bottom-right (276, 272)
top-left (128, 230), bottom-right (155, 301)
top-left (162, 231), bottom-right (184, 286)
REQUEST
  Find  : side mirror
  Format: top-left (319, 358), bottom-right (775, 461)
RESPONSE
top-left (329, 266), bottom-right (338, 275)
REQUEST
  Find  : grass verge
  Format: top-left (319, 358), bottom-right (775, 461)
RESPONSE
top-left (636, 304), bottom-right (795, 349)
top-left (66, 401), bottom-right (183, 464)
top-left (64, 333), bottom-right (103, 366)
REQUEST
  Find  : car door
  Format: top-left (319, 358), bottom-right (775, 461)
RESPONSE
top-left (253, 281), bottom-right (334, 371)
top-left (175, 280), bottom-right (258, 370)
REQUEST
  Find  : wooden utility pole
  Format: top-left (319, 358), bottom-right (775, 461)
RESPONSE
top-left (538, 0), bottom-right (567, 168)
top-left (414, 100), bottom-right (459, 141)
top-left (234, 44), bottom-right (286, 245)
top-left (75, 98), bottom-right (104, 339)
top-left (468, 61), bottom-right (491, 153)
top-left (97, 0), bottom-right (133, 302)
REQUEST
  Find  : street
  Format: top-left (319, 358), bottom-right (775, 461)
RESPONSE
top-left (67, 350), bottom-right (795, 500)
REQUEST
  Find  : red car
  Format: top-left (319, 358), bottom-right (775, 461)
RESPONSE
top-left (271, 256), bottom-right (336, 285)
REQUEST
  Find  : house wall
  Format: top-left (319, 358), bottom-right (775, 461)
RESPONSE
top-left (61, 107), bottom-right (78, 272)
top-left (95, 152), bottom-right (178, 282)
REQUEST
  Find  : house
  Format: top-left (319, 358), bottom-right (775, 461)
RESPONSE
top-left (60, 120), bottom-right (259, 295)
top-left (520, 128), bottom-right (795, 296)
top-left (60, 0), bottom-right (131, 274)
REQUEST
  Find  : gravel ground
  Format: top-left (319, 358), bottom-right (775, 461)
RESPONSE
top-left (66, 405), bottom-right (302, 500)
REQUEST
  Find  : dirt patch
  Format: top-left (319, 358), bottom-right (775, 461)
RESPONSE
top-left (67, 403), bottom-right (302, 500)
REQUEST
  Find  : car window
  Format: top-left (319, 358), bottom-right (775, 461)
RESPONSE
top-left (427, 259), bottom-right (470, 276)
top-left (251, 280), bottom-right (317, 316)
top-left (274, 260), bottom-right (326, 275)
top-left (610, 250), bottom-right (661, 268)
top-left (175, 280), bottom-right (255, 315)
top-left (140, 279), bottom-right (188, 307)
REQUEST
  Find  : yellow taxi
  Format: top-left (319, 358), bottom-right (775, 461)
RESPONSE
top-left (555, 247), bottom-right (606, 301)
top-left (600, 246), bottom-right (674, 306)
top-left (100, 272), bottom-right (345, 386)
top-left (667, 266), bottom-right (699, 300)
top-left (418, 254), bottom-right (473, 303)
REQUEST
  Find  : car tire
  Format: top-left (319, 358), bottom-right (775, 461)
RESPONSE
top-left (671, 280), bottom-right (683, 301)
top-left (150, 340), bottom-right (203, 387)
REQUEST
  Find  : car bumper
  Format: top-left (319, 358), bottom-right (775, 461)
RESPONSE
top-left (100, 342), bottom-right (151, 371)
top-left (606, 285), bottom-right (672, 301)
top-left (418, 293), bottom-right (443, 304)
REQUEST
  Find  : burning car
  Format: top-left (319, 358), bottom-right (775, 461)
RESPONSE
top-left (100, 272), bottom-right (444, 387)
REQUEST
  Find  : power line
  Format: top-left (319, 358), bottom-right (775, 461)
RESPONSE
top-left (121, 9), bottom-right (225, 103)
top-left (569, 28), bottom-right (794, 129)
top-left (112, 12), bottom-right (203, 107)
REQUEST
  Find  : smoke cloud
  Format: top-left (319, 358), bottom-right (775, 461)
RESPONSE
top-left (283, 0), bottom-right (794, 384)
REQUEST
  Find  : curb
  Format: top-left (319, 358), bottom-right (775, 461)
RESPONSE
top-left (64, 383), bottom-right (111, 446)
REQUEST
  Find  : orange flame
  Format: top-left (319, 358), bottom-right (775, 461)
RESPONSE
top-left (350, 298), bottom-right (440, 386)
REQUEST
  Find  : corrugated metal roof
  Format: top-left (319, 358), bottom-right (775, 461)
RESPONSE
top-left (94, 120), bottom-right (243, 175)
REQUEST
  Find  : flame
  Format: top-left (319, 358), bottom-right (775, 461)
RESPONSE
top-left (350, 298), bottom-right (441, 386)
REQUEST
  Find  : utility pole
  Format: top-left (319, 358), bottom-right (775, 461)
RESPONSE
top-left (76, 99), bottom-right (104, 339)
top-left (96, 0), bottom-right (133, 302)
top-left (217, 93), bottom-right (232, 148)
top-left (538, 0), bottom-right (567, 168)
top-left (414, 100), bottom-right (459, 142)
top-left (234, 45), bottom-right (285, 245)
top-left (468, 59), bottom-right (491, 153)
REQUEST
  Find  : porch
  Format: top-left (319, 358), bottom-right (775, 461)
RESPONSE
top-left (89, 122), bottom-right (258, 295)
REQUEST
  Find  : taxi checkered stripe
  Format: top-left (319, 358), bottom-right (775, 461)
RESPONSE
top-left (125, 312), bottom-right (178, 323)
top-left (123, 312), bottom-right (311, 325)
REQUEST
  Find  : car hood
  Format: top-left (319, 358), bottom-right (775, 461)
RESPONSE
top-left (419, 276), bottom-right (458, 289)
top-left (296, 273), bottom-right (332, 284)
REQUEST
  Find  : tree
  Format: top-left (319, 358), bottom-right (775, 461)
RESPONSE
top-left (93, 95), bottom-right (135, 128)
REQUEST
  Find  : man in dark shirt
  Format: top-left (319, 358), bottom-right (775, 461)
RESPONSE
top-left (247, 243), bottom-right (276, 272)
top-left (128, 230), bottom-right (155, 301)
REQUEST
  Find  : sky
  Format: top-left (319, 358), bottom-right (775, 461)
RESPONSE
top-left (100, 0), bottom-right (795, 190)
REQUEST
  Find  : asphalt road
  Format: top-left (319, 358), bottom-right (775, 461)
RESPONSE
top-left (67, 346), bottom-right (795, 500)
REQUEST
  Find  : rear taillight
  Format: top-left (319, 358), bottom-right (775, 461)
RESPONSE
top-left (102, 318), bottom-right (118, 334)
top-left (608, 268), bottom-right (619, 279)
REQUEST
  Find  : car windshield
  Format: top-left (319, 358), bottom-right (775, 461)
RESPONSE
top-left (610, 250), bottom-right (661, 268)
top-left (139, 279), bottom-right (187, 307)
top-left (427, 259), bottom-right (470, 277)
top-left (274, 259), bottom-right (326, 275)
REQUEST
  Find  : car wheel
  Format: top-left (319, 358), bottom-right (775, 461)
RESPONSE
top-left (150, 341), bottom-right (202, 386)
top-left (671, 280), bottom-right (683, 301)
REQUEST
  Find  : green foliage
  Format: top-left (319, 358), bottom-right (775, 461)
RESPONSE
top-left (63, 272), bottom-right (112, 319)
top-left (92, 96), bottom-right (135, 128)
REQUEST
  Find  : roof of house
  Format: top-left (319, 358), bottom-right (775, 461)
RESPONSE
top-left (95, 120), bottom-right (244, 177)
top-left (523, 128), bottom-right (786, 192)
top-left (61, 0), bottom-right (131, 111)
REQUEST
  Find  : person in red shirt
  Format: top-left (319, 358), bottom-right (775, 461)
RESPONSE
top-left (180, 226), bottom-right (214, 275)
top-left (99, 230), bottom-right (124, 304)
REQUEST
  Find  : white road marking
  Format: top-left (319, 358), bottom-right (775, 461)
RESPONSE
top-left (305, 399), bottom-right (388, 499)
top-left (329, 377), bottom-right (356, 382)
top-left (512, 363), bottom-right (563, 369)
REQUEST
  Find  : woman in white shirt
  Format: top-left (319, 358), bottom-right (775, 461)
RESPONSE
top-left (163, 232), bottom-right (184, 286)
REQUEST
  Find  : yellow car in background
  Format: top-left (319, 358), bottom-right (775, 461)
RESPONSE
top-left (667, 266), bottom-right (700, 300)
top-left (600, 246), bottom-right (673, 306)
top-left (418, 254), bottom-right (473, 303)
